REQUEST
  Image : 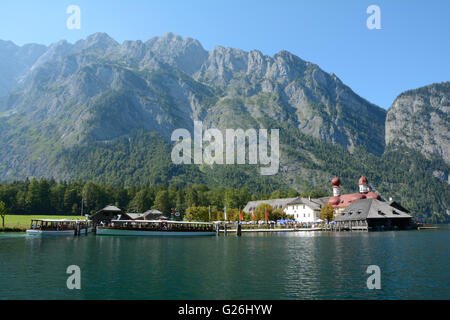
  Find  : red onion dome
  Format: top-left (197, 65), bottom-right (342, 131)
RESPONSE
top-left (358, 176), bottom-right (368, 185)
top-left (331, 176), bottom-right (341, 187)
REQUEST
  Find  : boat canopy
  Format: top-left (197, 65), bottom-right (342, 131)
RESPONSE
top-left (110, 220), bottom-right (213, 225)
top-left (31, 219), bottom-right (89, 222)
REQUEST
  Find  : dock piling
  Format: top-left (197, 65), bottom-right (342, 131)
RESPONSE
top-left (237, 224), bottom-right (242, 237)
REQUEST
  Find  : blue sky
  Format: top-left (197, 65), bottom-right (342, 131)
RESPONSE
top-left (0, 0), bottom-right (448, 109)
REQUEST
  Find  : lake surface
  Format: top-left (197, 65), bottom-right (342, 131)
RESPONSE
top-left (0, 226), bottom-right (449, 300)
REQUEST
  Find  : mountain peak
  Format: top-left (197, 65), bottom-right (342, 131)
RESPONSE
top-left (0, 39), bottom-right (18, 49)
top-left (86, 32), bottom-right (116, 43)
top-left (274, 50), bottom-right (307, 64)
top-left (144, 32), bottom-right (208, 74)
top-left (74, 32), bottom-right (119, 51)
top-left (146, 32), bottom-right (203, 48)
top-left (161, 31), bottom-right (181, 40)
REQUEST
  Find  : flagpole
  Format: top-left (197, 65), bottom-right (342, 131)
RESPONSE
top-left (265, 206), bottom-right (268, 224)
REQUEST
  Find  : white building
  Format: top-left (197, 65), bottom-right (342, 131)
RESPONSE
top-left (284, 197), bottom-right (327, 223)
top-left (243, 196), bottom-right (332, 224)
top-left (243, 198), bottom-right (297, 213)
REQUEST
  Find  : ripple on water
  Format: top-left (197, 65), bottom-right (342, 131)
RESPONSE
top-left (0, 228), bottom-right (449, 299)
top-left (0, 233), bottom-right (27, 239)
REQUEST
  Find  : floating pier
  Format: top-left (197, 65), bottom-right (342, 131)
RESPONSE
top-left (323, 224), bottom-right (368, 232)
top-left (417, 226), bottom-right (437, 230)
top-left (217, 227), bottom-right (323, 234)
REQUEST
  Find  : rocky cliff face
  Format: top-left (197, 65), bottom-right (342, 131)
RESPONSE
top-left (194, 47), bottom-right (386, 154)
top-left (1, 33), bottom-right (387, 160)
top-left (386, 82), bottom-right (450, 164)
top-left (0, 33), bottom-right (448, 220)
top-left (0, 40), bottom-right (46, 100)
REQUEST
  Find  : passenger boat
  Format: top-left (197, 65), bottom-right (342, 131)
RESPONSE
top-left (26, 219), bottom-right (92, 236)
top-left (96, 220), bottom-right (216, 236)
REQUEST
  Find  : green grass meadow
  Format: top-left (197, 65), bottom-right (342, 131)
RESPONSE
top-left (1, 215), bottom-right (86, 231)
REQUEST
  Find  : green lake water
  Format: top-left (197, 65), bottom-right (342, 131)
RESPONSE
top-left (0, 226), bottom-right (449, 300)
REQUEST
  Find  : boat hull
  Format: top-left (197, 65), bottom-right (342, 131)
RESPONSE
top-left (26, 228), bottom-right (92, 236)
top-left (26, 229), bottom-right (76, 236)
top-left (96, 227), bottom-right (216, 237)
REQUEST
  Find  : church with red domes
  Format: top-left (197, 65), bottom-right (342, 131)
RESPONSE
top-left (243, 174), bottom-right (413, 229)
top-left (328, 176), bottom-right (381, 215)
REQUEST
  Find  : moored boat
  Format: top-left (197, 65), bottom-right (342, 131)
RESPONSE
top-left (96, 220), bottom-right (216, 236)
top-left (26, 219), bottom-right (92, 236)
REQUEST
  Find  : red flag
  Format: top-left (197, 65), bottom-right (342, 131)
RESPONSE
top-left (251, 208), bottom-right (255, 221)
top-left (265, 206), bottom-right (268, 222)
top-left (240, 209), bottom-right (243, 221)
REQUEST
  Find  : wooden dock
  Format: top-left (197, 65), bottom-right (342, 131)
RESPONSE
top-left (417, 226), bottom-right (437, 230)
top-left (218, 227), bottom-right (322, 234)
top-left (322, 224), bottom-right (369, 232)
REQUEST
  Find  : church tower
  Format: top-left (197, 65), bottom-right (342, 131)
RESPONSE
top-left (332, 177), bottom-right (341, 196)
top-left (359, 176), bottom-right (370, 193)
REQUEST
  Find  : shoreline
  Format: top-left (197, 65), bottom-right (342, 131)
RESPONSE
top-left (219, 227), bottom-right (323, 233)
top-left (1, 224), bottom-right (447, 235)
top-left (0, 228), bottom-right (26, 233)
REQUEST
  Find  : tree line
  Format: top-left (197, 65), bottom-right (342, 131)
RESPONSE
top-left (0, 178), bottom-right (314, 217)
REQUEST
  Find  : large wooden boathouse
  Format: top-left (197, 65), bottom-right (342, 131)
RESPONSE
top-left (334, 198), bottom-right (414, 231)
top-left (89, 205), bottom-right (131, 227)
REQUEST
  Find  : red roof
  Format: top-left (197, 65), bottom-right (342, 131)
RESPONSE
top-left (328, 196), bottom-right (340, 206)
top-left (328, 193), bottom-right (364, 208)
top-left (328, 191), bottom-right (380, 208)
top-left (366, 192), bottom-right (380, 200)
top-left (327, 175), bottom-right (380, 208)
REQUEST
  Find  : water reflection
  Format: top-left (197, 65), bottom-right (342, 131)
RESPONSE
top-left (0, 228), bottom-right (449, 300)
